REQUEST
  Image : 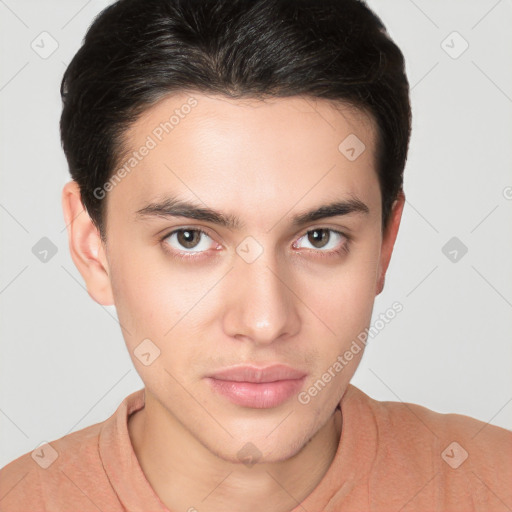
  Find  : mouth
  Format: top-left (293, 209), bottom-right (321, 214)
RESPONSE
top-left (205, 364), bottom-right (307, 409)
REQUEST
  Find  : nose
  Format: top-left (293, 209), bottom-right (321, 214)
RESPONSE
top-left (222, 251), bottom-right (301, 346)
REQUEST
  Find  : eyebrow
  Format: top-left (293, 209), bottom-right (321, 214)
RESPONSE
top-left (134, 195), bottom-right (369, 230)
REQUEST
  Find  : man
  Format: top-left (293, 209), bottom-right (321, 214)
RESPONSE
top-left (1, 0), bottom-right (511, 510)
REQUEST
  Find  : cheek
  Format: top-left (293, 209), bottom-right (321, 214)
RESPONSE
top-left (297, 242), bottom-right (380, 334)
top-left (108, 251), bottom-right (184, 342)
top-left (109, 260), bottom-right (203, 391)
top-left (109, 228), bottom-right (380, 355)
top-left (109, 248), bottom-right (219, 364)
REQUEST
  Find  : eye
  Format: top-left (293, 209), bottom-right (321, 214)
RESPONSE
top-left (160, 226), bottom-right (349, 261)
top-left (293, 228), bottom-right (348, 254)
top-left (162, 228), bottom-right (216, 254)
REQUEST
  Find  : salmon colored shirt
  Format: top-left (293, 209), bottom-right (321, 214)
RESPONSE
top-left (1, 384), bottom-right (511, 511)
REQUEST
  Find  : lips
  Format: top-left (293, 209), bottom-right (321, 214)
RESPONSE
top-left (205, 364), bottom-right (307, 409)
top-left (208, 364), bottom-right (307, 383)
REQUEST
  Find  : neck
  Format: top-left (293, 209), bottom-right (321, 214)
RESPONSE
top-left (128, 393), bottom-right (342, 512)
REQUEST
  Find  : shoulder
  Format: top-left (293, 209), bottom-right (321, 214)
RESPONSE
top-left (374, 391), bottom-right (512, 460)
top-left (0, 386), bottom-right (147, 512)
top-left (0, 421), bottom-right (108, 511)
top-left (0, 389), bottom-right (145, 511)
top-left (345, 385), bottom-right (512, 509)
top-left (347, 384), bottom-right (512, 453)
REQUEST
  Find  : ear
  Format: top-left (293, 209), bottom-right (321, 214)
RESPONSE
top-left (61, 180), bottom-right (114, 306)
top-left (376, 190), bottom-right (405, 296)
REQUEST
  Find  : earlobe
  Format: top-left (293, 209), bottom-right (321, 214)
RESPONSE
top-left (376, 190), bottom-right (405, 296)
top-left (61, 180), bottom-right (114, 306)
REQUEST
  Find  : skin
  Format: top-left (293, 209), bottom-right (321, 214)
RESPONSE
top-left (62, 92), bottom-right (404, 512)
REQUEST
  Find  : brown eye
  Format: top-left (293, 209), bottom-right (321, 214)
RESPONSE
top-left (294, 228), bottom-right (347, 255)
top-left (307, 229), bottom-right (330, 249)
top-left (177, 229), bottom-right (202, 249)
top-left (162, 228), bottom-right (214, 254)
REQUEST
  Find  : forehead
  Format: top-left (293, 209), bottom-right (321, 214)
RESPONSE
top-left (106, 92), bottom-right (379, 226)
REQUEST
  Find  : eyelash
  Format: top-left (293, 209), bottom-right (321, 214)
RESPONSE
top-left (159, 227), bottom-right (350, 261)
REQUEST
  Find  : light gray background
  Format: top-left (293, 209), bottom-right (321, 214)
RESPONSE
top-left (1, 0), bottom-right (511, 468)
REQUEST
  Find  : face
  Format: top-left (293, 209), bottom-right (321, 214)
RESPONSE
top-left (63, 92), bottom-right (403, 464)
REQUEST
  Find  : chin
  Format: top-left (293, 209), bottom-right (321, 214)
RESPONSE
top-left (200, 425), bottom-right (317, 467)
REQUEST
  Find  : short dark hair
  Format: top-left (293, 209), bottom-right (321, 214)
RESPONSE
top-left (60, 0), bottom-right (411, 240)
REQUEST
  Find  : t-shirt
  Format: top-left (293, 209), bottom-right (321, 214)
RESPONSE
top-left (1, 384), bottom-right (511, 511)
